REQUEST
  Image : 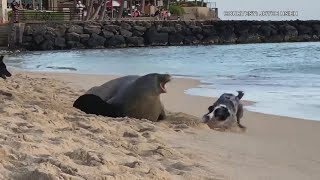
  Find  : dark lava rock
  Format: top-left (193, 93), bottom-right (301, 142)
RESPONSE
top-left (66, 32), bottom-right (81, 42)
top-left (67, 25), bottom-right (83, 34)
top-left (127, 36), bottom-right (144, 47)
top-left (88, 33), bottom-right (106, 48)
top-left (106, 35), bottom-right (126, 48)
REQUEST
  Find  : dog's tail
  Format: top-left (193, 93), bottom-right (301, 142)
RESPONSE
top-left (237, 91), bottom-right (244, 100)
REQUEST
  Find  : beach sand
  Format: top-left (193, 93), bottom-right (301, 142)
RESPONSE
top-left (1, 71), bottom-right (320, 180)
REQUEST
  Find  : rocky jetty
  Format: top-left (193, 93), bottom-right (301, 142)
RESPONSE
top-left (10, 20), bottom-right (320, 51)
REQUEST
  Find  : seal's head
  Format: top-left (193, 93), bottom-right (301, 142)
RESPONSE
top-left (134, 73), bottom-right (171, 95)
top-left (157, 73), bottom-right (171, 94)
top-left (0, 56), bottom-right (12, 80)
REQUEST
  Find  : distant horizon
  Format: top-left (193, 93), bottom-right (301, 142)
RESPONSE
top-left (212, 0), bottom-right (319, 21)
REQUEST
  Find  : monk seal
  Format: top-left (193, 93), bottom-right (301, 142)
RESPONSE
top-left (0, 55), bottom-right (12, 80)
top-left (73, 73), bottom-right (171, 122)
top-left (202, 91), bottom-right (245, 130)
top-left (86, 75), bottom-right (139, 101)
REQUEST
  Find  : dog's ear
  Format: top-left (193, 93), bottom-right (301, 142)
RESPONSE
top-left (0, 56), bottom-right (4, 62)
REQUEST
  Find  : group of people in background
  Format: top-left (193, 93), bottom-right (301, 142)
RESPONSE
top-left (8, 0), bottom-right (173, 23)
top-left (154, 9), bottom-right (171, 20)
top-left (8, 0), bottom-right (39, 10)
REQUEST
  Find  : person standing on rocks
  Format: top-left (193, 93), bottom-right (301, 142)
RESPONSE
top-left (76, 1), bottom-right (85, 20)
top-left (10, 0), bottom-right (20, 23)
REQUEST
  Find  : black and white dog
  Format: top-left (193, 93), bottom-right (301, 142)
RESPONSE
top-left (0, 55), bottom-right (12, 80)
top-left (202, 91), bottom-right (245, 129)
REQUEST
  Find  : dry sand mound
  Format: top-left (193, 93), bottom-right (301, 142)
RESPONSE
top-left (0, 73), bottom-right (223, 180)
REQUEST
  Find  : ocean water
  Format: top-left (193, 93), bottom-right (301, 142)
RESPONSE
top-left (5, 42), bottom-right (320, 121)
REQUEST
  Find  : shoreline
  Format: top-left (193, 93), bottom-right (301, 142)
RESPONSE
top-left (14, 69), bottom-right (319, 122)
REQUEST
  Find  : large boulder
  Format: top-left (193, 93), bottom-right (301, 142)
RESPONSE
top-left (169, 33), bottom-right (184, 45)
top-left (33, 35), bottom-right (44, 44)
top-left (103, 25), bottom-right (120, 34)
top-left (67, 24), bottom-right (83, 34)
top-left (24, 25), bottom-right (33, 35)
top-left (67, 41), bottom-right (85, 49)
top-left (80, 34), bottom-right (90, 44)
top-left (145, 27), bottom-right (168, 46)
top-left (33, 26), bottom-right (47, 36)
top-left (54, 37), bottom-right (66, 48)
top-left (174, 24), bottom-right (183, 32)
top-left (158, 26), bottom-right (176, 34)
top-left (54, 25), bottom-right (67, 37)
top-left (102, 30), bottom-right (114, 39)
top-left (184, 36), bottom-right (200, 45)
top-left (39, 40), bottom-right (54, 50)
top-left (133, 26), bottom-right (146, 32)
top-left (280, 24), bottom-right (298, 41)
top-left (312, 24), bottom-right (320, 36)
top-left (264, 35), bottom-right (283, 43)
top-left (22, 36), bottom-right (33, 44)
top-left (66, 32), bottom-right (81, 42)
top-left (203, 35), bottom-right (220, 44)
top-left (237, 34), bottom-right (262, 43)
top-left (298, 25), bottom-right (313, 35)
top-left (132, 30), bottom-right (144, 37)
top-left (44, 30), bottom-right (56, 42)
top-left (189, 25), bottom-right (202, 34)
top-left (106, 35), bottom-right (126, 48)
top-left (196, 34), bottom-right (204, 40)
top-left (127, 36), bottom-right (144, 47)
top-left (87, 33), bottom-right (106, 48)
top-left (202, 25), bottom-right (215, 36)
top-left (285, 24), bottom-right (298, 36)
top-left (121, 22), bottom-right (132, 30)
top-left (258, 24), bottom-right (278, 37)
top-left (182, 27), bottom-right (193, 36)
top-left (120, 29), bottom-right (132, 38)
top-left (84, 25), bottom-right (101, 34)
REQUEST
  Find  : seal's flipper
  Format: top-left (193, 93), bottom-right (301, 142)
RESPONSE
top-left (73, 94), bottom-right (123, 117)
top-left (157, 104), bottom-right (167, 121)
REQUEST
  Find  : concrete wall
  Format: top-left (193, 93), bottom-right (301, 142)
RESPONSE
top-left (182, 7), bottom-right (215, 20)
top-left (8, 20), bottom-right (320, 51)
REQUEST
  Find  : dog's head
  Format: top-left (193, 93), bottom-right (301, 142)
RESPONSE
top-left (202, 104), bottom-right (231, 123)
top-left (0, 56), bottom-right (12, 80)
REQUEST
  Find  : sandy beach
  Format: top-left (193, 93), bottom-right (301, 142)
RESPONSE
top-left (1, 70), bottom-right (320, 180)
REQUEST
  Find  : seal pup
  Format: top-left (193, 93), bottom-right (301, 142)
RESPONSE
top-left (0, 55), bottom-right (12, 80)
top-left (202, 91), bottom-right (245, 130)
top-left (73, 73), bottom-right (171, 122)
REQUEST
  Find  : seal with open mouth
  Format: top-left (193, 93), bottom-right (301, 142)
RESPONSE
top-left (73, 73), bottom-right (171, 122)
